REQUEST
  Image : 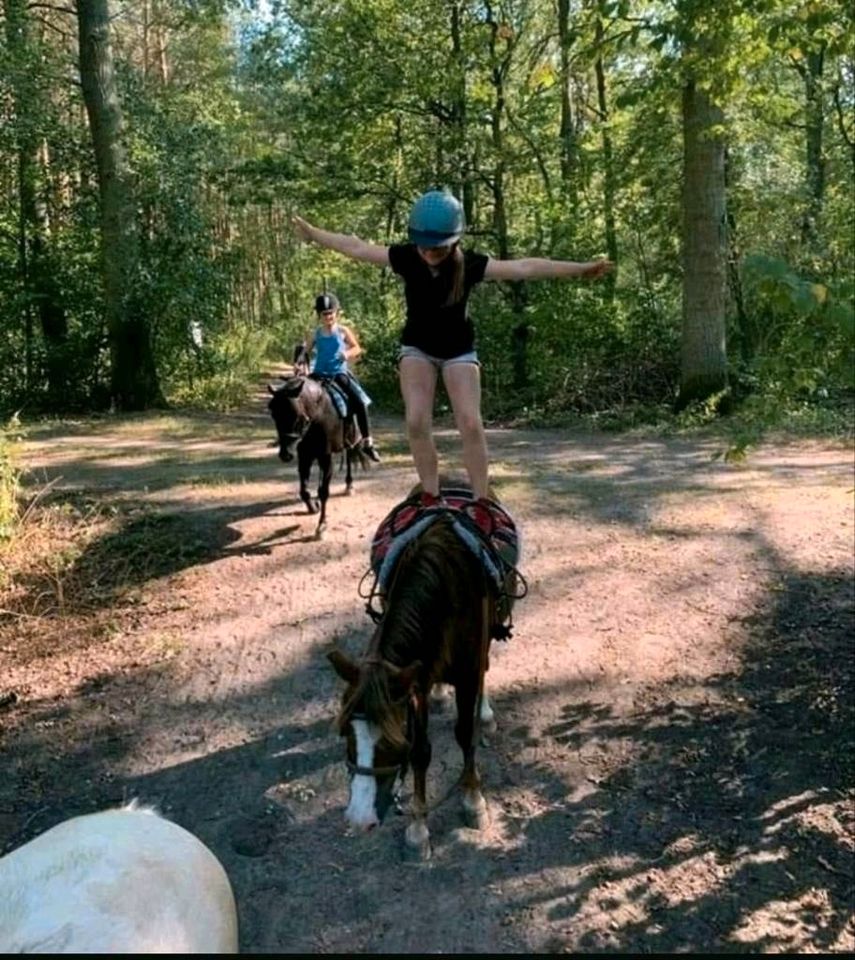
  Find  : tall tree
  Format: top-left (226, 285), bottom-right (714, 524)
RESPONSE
top-left (76, 0), bottom-right (163, 409)
top-left (592, 3), bottom-right (618, 300)
top-left (679, 75), bottom-right (727, 405)
top-left (673, 3), bottom-right (730, 407)
top-left (4, 0), bottom-right (68, 399)
top-left (557, 0), bottom-right (580, 228)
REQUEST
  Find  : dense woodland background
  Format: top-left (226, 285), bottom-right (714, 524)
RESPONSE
top-left (0, 0), bottom-right (852, 435)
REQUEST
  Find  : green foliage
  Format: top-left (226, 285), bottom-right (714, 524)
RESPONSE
top-left (0, 0), bottom-right (851, 437)
top-left (0, 415), bottom-right (23, 541)
top-left (739, 253), bottom-right (854, 399)
top-left (165, 326), bottom-right (274, 411)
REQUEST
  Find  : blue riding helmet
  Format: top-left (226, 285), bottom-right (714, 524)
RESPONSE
top-left (407, 190), bottom-right (465, 247)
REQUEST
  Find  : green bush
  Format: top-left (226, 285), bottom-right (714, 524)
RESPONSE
top-left (0, 414), bottom-right (22, 540)
top-left (165, 326), bottom-right (273, 411)
top-left (737, 254), bottom-right (855, 401)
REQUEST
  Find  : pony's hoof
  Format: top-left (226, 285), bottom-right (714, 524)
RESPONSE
top-left (315, 526), bottom-right (326, 541)
top-left (305, 502), bottom-right (318, 515)
top-left (481, 714), bottom-right (498, 735)
top-left (429, 684), bottom-right (454, 714)
top-left (402, 836), bottom-right (432, 862)
top-left (403, 822), bottom-right (431, 862)
top-left (462, 795), bottom-right (489, 831)
top-left (345, 485), bottom-right (354, 497)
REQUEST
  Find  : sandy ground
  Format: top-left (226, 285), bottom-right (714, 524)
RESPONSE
top-left (1, 375), bottom-right (853, 953)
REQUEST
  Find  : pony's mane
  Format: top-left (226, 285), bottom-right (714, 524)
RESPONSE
top-left (337, 518), bottom-right (486, 744)
top-left (281, 375), bottom-right (304, 392)
top-left (338, 662), bottom-right (408, 748)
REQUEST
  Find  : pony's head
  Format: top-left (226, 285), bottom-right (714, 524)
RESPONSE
top-left (267, 377), bottom-right (317, 462)
top-left (328, 648), bottom-right (422, 830)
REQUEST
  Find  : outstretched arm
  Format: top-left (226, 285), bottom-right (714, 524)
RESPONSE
top-left (484, 256), bottom-right (614, 282)
top-left (292, 215), bottom-right (390, 267)
top-left (339, 325), bottom-right (364, 363)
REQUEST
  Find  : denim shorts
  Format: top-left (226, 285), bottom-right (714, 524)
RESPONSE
top-left (398, 345), bottom-right (480, 369)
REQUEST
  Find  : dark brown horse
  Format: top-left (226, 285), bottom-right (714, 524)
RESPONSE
top-left (328, 504), bottom-right (514, 860)
top-left (267, 376), bottom-right (364, 539)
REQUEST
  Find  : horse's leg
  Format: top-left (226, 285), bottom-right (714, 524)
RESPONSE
top-left (454, 678), bottom-right (489, 830)
top-left (403, 716), bottom-right (432, 861)
top-left (297, 444), bottom-right (317, 514)
top-left (478, 598), bottom-right (497, 740)
top-left (434, 681), bottom-right (494, 729)
top-left (344, 447), bottom-right (354, 496)
top-left (480, 685), bottom-right (497, 736)
top-left (429, 682), bottom-right (454, 713)
top-left (315, 452), bottom-right (332, 539)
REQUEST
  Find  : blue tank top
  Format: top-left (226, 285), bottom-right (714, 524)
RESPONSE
top-left (311, 326), bottom-right (347, 375)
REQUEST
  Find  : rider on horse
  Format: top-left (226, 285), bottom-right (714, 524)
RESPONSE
top-left (296, 293), bottom-right (381, 463)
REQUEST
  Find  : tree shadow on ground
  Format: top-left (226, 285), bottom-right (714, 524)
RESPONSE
top-left (494, 437), bottom-right (852, 530)
top-left (1, 562), bottom-right (851, 953)
top-left (495, 563), bottom-right (853, 952)
top-left (10, 493), bottom-right (353, 618)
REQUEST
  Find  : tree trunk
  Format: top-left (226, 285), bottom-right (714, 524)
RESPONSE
top-left (594, 12), bottom-right (617, 301)
top-left (77, 0), bottom-right (164, 409)
top-left (485, 2), bottom-right (529, 390)
top-left (4, 0), bottom-right (68, 401)
top-left (723, 148), bottom-right (751, 365)
top-left (800, 44), bottom-right (825, 248)
top-left (449, 1), bottom-right (473, 222)
top-left (557, 0), bottom-right (579, 246)
top-left (31, 144), bottom-right (70, 405)
top-left (677, 79), bottom-right (728, 409)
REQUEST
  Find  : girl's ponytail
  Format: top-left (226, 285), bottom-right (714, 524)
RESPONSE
top-left (444, 244), bottom-right (465, 306)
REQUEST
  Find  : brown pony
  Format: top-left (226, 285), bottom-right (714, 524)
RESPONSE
top-left (328, 498), bottom-right (513, 861)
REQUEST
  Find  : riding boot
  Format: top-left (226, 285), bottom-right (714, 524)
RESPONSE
top-left (362, 437), bottom-right (381, 463)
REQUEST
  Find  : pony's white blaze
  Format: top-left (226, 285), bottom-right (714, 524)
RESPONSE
top-left (346, 719), bottom-right (380, 828)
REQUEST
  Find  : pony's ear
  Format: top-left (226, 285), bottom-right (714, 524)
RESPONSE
top-left (267, 383), bottom-right (276, 395)
top-left (327, 649), bottom-right (360, 685)
top-left (282, 378), bottom-right (304, 397)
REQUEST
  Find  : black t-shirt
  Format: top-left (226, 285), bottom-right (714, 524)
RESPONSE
top-left (388, 243), bottom-right (489, 359)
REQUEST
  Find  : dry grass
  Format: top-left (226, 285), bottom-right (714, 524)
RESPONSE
top-left (0, 493), bottom-right (208, 668)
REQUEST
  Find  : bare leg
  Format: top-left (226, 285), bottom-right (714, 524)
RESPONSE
top-left (399, 357), bottom-right (440, 496)
top-left (442, 363), bottom-right (489, 499)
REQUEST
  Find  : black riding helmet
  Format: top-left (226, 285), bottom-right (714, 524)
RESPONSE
top-left (315, 293), bottom-right (340, 313)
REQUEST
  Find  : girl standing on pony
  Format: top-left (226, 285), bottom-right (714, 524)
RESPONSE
top-left (298, 292), bottom-right (381, 462)
top-left (292, 190), bottom-right (613, 505)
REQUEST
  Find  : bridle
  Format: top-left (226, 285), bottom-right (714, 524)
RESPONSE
top-left (275, 407), bottom-right (310, 447)
top-left (345, 699), bottom-right (416, 785)
top-left (269, 378), bottom-right (313, 445)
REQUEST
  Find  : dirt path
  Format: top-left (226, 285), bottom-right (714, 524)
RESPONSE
top-left (1, 376), bottom-right (853, 953)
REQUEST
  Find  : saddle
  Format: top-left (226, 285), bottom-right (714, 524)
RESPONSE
top-left (312, 374), bottom-right (372, 425)
top-left (312, 376), bottom-right (350, 420)
top-left (365, 485), bottom-right (527, 639)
